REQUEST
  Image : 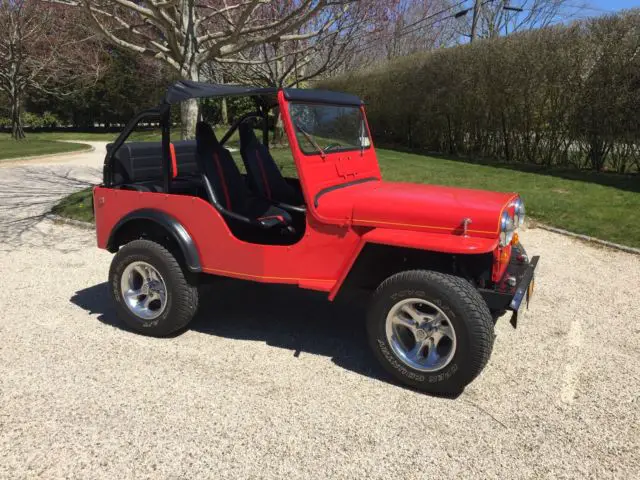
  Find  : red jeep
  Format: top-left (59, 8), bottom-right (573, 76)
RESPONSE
top-left (94, 81), bottom-right (538, 394)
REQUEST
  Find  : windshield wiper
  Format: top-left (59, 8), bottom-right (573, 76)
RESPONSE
top-left (294, 122), bottom-right (325, 159)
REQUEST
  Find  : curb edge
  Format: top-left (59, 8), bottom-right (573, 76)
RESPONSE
top-left (530, 222), bottom-right (640, 256)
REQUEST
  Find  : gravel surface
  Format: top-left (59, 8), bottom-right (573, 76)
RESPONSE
top-left (1, 145), bottom-right (639, 479)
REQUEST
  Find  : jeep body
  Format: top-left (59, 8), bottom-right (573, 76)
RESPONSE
top-left (94, 81), bottom-right (538, 393)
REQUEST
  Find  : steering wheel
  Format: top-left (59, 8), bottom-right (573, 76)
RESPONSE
top-left (324, 143), bottom-right (343, 152)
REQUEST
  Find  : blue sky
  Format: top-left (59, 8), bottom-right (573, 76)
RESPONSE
top-left (588, 0), bottom-right (639, 13)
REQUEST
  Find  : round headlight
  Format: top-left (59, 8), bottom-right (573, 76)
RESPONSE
top-left (500, 211), bottom-right (515, 247)
top-left (513, 197), bottom-right (525, 227)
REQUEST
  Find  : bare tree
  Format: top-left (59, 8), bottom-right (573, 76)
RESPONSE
top-left (336, 0), bottom-right (462, 69)
top-left (379, 0), bottom-right (459, 59)
top-left (209, 1), bottom-right (383, 88)
top-left (199, 1), bottom-right (384, 141)
top-left (457, 0), bottom-right (587, 40)
top-left (0, 0), bottom-right (102, 139)
top-left (58, 0), bottom-right (354, 139)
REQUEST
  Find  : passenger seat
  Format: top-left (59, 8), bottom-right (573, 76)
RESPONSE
top-left (195, 122), bottom-right (293, 230)
top-left (238, 123), bottom-right (302, 205)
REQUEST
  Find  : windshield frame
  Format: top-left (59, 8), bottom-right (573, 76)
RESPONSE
top-left (288, 102), bottom-right (371, 157)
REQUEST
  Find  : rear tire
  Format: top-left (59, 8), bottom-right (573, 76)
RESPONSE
top-left (109, 239), bottom-right (199, 337)
top-left (367, 270), bottom-right (494, 394)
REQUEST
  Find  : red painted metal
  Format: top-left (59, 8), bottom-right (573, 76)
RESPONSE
top-left (94, 186), bottom-right (359, 292)
top-left (169, 143), bottom-right (177, 178)
top-left (95, 90), bottom-right (523, 298)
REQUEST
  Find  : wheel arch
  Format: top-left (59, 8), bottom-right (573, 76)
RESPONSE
top-left (330, 228), bottom-right (496, 301)
top-left (107, 209), bottom-right (201, 272)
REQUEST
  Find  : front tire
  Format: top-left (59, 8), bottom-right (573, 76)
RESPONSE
top-left (367, 270), bottom-right (494, 394)
top-left (109, 239), bottom-right (199, 337)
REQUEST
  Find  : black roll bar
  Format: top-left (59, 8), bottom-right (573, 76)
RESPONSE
top-left (161, 106), bottom-right (171, 193)
top-left (104, 105), bottom-right (167, 187)
top-left (219, 111), bottom-right (264, 147)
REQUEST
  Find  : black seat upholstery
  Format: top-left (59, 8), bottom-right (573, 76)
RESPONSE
top-left (238, 123), bottom-right (301, 205)
top-left (195, 122), bottom-right (292, 230)
top-left (111, 140), bottom-right (199, 184)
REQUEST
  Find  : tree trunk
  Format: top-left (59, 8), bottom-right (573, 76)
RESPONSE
top-left (180, 98), bottom-right (198, 140)
top-left (272, 108), bottom-right (285, 145)
top-left (10, 96), bottom-right (25, 140)
top-left (180, 63), bottom-right (200, 140)
top-left (221, 98), bottom-right (229, 125)
top-left (501, 111), bottom-right (510, 162)
top-left (217, 71), bottom-right (228, 125)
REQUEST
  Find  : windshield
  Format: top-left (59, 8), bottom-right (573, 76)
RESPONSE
top-left (289, 103), bottom-right (371, 155)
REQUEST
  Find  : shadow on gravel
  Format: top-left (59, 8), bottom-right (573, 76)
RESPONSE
top-left (0, 166), bottom-right (97, 250)
top-left (71, 279), bottom-right (461, 398)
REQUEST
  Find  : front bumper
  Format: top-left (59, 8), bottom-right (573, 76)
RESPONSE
top-left (479, 246), bottom-right (539, 327)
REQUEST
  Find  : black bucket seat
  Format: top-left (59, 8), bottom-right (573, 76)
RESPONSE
top-left (238, 123), bottom-right (302, 206)
top-left (195, 122), bottom-right (292, 230)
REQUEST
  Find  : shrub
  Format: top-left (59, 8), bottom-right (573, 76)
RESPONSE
top-left (320, 11), bottom-right (640, 173)
top-left (22, 111), bottom-right (61, 128)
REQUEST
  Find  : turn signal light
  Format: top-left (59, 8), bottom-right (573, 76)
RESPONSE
top-left (512, 232), bottom-right (519, 245)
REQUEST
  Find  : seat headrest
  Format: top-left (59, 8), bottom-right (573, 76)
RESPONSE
top-left (239, 122), bottom-right (258, 147)
top-left (196, 121), bottom-right (220, 152)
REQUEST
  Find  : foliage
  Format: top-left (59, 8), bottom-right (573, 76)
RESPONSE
top-left (0, 0), bottom-right (102, 138)
top-left (20, 111), bottom-right (61, 128)
top-left (321, 11), bottom-right (640, 173)
top-left (59, 0), bottom-right (356, 139)
top-left (26, 49), bottom-right (172, 129)
top-left (200, 96), bottom-right (256, 125)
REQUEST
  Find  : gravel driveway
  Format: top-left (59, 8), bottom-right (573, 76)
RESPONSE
top-left (0, 146), bottom-right (638, 479)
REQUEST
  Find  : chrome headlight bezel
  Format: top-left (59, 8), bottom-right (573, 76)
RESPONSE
top-left (499, 211), bottom-right (515, 247)
top-left (513, 197), bottom-right (526, 227)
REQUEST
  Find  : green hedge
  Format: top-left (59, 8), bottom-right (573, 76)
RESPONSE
top-left (321, 11), bottom-right (640, 173)
top-left (0, 112), bottom-right (62, 129)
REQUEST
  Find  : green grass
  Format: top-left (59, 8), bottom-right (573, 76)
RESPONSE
top-left (48, 132), bottom-right (640, 248)
top-left (376, 149), bottom-right (639, 248)
top-left (0, 133), bottom-right (88, 160)
top-left (30, 130), bottom-right (162, 142)
top-left (51, 188), bottom-right (94, 223)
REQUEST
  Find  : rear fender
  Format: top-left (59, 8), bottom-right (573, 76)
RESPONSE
top-left (106, 209), bottom-right (201, 272)
top-left (329, 228), bottom-right (497, 300)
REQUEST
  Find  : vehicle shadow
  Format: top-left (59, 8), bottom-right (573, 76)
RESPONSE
top-left (70, 279), bottom-right (460, 398)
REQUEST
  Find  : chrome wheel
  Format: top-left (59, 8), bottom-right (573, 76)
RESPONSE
top-left (120, 261), bottom-right (167, 321)
top-left (385, 298), bottom-right (457, 372)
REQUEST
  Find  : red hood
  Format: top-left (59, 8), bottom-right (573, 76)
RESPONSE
top-left (314, 180), bottom-right (517, 238)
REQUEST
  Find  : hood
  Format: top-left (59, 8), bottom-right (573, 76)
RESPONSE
top-left (315, 180), bottom-right (517, 238)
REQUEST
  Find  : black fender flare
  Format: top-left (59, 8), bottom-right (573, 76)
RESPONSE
top-left (107, 209), bottom-right (201, 272)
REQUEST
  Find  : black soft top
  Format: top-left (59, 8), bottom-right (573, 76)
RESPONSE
top-left (164, 80), bottom-right (362, 107)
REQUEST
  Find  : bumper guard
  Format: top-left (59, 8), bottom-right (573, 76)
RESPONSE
top-left (479, 254), bottom-right (540, 328)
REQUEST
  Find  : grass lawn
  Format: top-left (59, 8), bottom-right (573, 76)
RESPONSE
top-left (51, 188), bottom-right (95, 223)
top-left (30, 131), bottom-right (162, 143)
top-left (47, 131), bottom-right (640, 248)
top-left (0, 133), bottom-right (88, 161)
top-left (31, 129), bottom-right (238, 144)
top-left (376, 150), bottom-right (639, 248)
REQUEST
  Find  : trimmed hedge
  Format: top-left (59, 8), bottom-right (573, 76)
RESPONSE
top-left (321, 11), bottom-right (640, 173)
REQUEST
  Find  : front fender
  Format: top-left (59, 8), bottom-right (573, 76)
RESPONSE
top-left (361, 228), bottom-right (498, 254)
top-left (328, 228), bottom-right (498, 300)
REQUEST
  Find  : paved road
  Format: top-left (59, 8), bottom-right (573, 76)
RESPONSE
top-left (0, 146), bottom-right (638, 479)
